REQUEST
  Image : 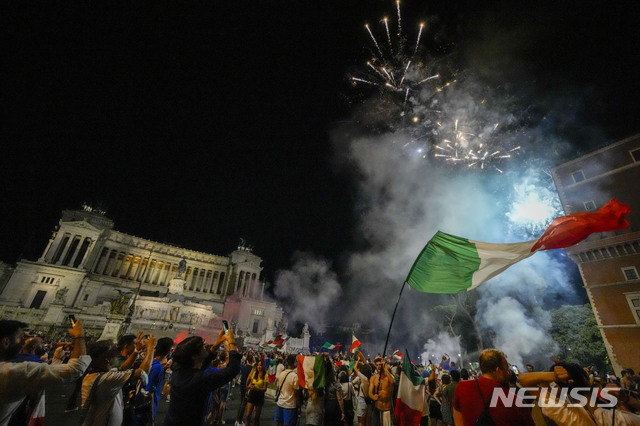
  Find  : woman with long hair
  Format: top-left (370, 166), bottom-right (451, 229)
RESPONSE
top-left (324, 359), bottom-right (346, 426)
top-left (244, 361), bottom-right (267, 425)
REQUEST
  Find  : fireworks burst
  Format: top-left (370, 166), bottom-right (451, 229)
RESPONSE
top-left (506, 178), bottom-right (563, 238)
top-left (431, 120), bottom-right (521, 172)
top-left (351, 3), bottom-right (446, 106)
top-left (349, 3), bottom-right (526, 174)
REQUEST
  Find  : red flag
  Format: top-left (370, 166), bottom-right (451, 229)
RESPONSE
top-left (349, 334), bottom-right (361, 354)
top-left (173, 330), bottom-right (191, 344)
top-left (531, 199), bottom-right (630, 252)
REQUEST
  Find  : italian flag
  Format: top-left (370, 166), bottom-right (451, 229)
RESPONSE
top-left (322, 342), bottom-right (342, 350)
top-left (406, 199), bottom-right (630, 294)
top-left (394, 350), bottom-right (425, 426)
top-left (392, 349), bottom-right (403, 360)
top-left (268, 358), bottom-right (278, 382)
top-left (349, 334), bottom-right (361, 353)
top-left (297, 354), bottom-right (326, 390)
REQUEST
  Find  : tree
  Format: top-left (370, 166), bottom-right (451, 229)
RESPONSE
top-left (549, 304), bottom-right (611, 372)
top-left (430, 293), bottom-right (484, 354)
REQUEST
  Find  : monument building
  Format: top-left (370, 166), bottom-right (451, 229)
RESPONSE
top-left (0, 205), bottom-right (285, 346)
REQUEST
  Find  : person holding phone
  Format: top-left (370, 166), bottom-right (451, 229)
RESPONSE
top-left (0, 319), bottom-right (90, 426)
top-left (164, 326), bottom-right (241, 426)
top-left (80, 335), bottom-right (157, 426)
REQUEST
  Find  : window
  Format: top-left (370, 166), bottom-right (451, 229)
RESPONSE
top-left (571, 170), bottom-right (585, 183)
top-left (252, 319), bottom-right (260, 334)
top-left (252, 309), bottom-right (263, 316)
top-left (622, 267), bottom-right (639, 281)
top-left (583, 200), bottom-right (596, 211)
top-left (83, 294), bottom-right (89, 301)
top-left (39, 275), bottom-right (57, 284)
top-left (625, 293), bottom-right (640, 324)
top-left (30, 290), bottom-right (47, 309)
top-left (631, 148), bottom-right (640, 162)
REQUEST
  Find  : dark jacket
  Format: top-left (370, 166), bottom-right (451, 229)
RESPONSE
top-left (164, 350), bottom-right (241, 426)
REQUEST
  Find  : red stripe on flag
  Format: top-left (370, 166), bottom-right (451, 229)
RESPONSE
top-left (394, 399), bottom-right (423, 426)
top-left (532, 199), bottom-right (630, 252)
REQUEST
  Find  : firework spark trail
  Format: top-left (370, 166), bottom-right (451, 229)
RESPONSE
top-left (414, 23), bottom-right (424, 57)
top-left (368, 62), bottom-right (385, 79)
top-left (383, 18), bottom-right (393, 54)
top-left (396, 0), bottom-right (402, 36)
top-left (399, 60), bottom-right (411, 87)
top-left (352, 77), bottom-right (376, 85)
top-left (365, 24), bottom-right (384, 59)
top-left (418, 74), bottom-right (439, 85)
top-left (382, 68), bottom-right (393, 84)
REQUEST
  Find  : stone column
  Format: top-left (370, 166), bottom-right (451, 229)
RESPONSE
top-left (101, 249), bottom-right (115, 275)
top-left (119, 254), bottom-right (132, 278)
top-left (39, 234), bottom-right (56, 262)
top-left (67, 236), bottom-right (85, 267)
top-left (143, 260), bottom-right (155, 283)
top-left (211, 271), bottom-right (219, 293)
top-left (131, 255), bottom-right (144, 281)
top-left (44, 232), bottom-right (66, 264)
top-left (105, 251), bottom-right (117, 276)
top-left (56, 236), bottom-right (76, 265)
top-left (79, 239), bottom-right (95, 269)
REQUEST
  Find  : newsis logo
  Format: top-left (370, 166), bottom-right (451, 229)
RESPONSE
top-left (490, 387), bottom-right (619, 408)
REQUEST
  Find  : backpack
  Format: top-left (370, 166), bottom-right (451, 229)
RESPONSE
top-left (122, 375), bottom-right (147, 426)
top-left (78, 373), bottom-right (103, 425)
top-left (474, 378), bottom-right (495, 426)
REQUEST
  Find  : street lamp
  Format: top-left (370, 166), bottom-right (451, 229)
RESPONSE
top-left (120, 247), bottom-right (154, 337)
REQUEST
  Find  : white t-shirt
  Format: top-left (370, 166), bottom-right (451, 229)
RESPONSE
top-left (0, 356), bottom-right (91, 426)
top-left (540, 392), bottom-right (640, 426)
top-left (81, 369), bottom-right (133, 426)
top-left (276, 368), bottom-right (299, 409)
top-left (354, 371), bottom-right (369, 399)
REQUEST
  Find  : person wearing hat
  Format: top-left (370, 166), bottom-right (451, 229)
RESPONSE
top-left (164, 327), bottom-right (240, 426)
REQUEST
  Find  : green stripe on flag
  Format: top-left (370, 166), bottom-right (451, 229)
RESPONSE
top-left (312, 355), bottom-right (325, 389)
top-left (406, 231), bottom-right (480, 294)
top-left (402, 350), bottom-right (424, 387)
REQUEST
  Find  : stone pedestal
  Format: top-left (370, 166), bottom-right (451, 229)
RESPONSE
top-left (168, 278), bottom-right (186, 296)
top-left (99, 314), bottom-right (125, 341)
top-left (42, 304), bottom-right (66, 325)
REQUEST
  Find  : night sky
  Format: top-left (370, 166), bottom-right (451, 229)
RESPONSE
top-left (3, 0), bottom-right (639, 284)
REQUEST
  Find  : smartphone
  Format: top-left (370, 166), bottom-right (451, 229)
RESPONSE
top-left (69, 315), bottom-right (76, 327)
top-left (222, 320), bottom-right (229, 334)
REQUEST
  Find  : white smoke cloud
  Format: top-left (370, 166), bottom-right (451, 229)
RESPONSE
top-left (273, 252), bottom-right (342, 331)
top-left (272, 20), bottom-right (590, 362)
top-left (421, 331), bottom-right (462, 367)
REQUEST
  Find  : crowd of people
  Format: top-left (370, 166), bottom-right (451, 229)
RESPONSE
top-left (1, 318), bottom-right (639, 425)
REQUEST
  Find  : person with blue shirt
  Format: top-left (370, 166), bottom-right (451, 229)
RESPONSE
top-left (140, 337), bottom-right (173, 423)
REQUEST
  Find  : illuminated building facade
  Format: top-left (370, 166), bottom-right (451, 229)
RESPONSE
top-left (0, 205), bottom-right (284, 344)
top-left (551, 134), bottom-right (640, 373)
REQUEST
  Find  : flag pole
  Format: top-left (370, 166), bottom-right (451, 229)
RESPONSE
top-left (382, 281), bottom-right (407, 357)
